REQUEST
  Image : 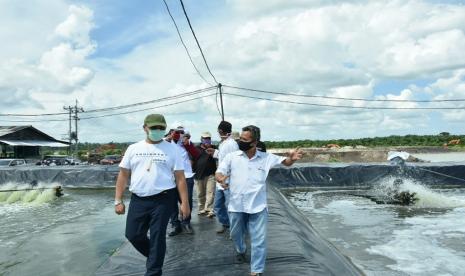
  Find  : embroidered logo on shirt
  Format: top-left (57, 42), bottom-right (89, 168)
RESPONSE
top-left (135, 152), bottom-right (168, 163)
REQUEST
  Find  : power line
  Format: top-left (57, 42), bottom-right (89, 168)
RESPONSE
top-left (0, 111), bottom-right (68, 117)
top-left (80, 93), bottom-right (217, 120)
top-left (224, 85), bottom-right (465, 103)
top-left (179, 0), bottom-right (218, 84)
top-left (222, 92), bottom-right (465, 110)
top-left (162, 0), bottom-right (213, 86)
top-left (0, 118), bottom-right (68, 123)
top-left (0, 87), bottom-right (217, 122)
top-left (85, 86), bottom-right (216, 113)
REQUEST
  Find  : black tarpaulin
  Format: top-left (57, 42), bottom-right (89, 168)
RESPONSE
top-left (95, 186), bottom-right (362, 276)
top-left (4, 162), bottom-right (465, 275)
top-left (268, 162), bottom-right (465, 188)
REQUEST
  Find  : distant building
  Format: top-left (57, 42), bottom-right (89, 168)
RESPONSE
top-left (0, 126), bottom-right (69, 159)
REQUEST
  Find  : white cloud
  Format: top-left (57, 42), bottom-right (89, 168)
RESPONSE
top-left (2, 0), bottom-right (465, 142)
top-left (39, 42), bottom-right (95, 89)
top-left (378, 29), bottom-right (465, 77)
top-left (0, 4), bottom-right (95, 101)
top-left (55, 5), bottom-right (95, 48)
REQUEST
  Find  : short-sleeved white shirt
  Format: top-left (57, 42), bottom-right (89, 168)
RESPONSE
top-left (171, 140), bottom-right (194, 179)
top-left (119, 140), bottom-right (184, 197)
top-left (214, 136), bottom-right (239, 190)
top-left (216, 150), bottom-right (285, 213)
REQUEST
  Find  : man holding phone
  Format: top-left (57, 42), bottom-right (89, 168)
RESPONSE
top-left (168, 126), bottom-right (200, 235)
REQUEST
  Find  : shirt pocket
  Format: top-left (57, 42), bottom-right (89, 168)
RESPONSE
top-left (251, 166), bottom-right (267, 183)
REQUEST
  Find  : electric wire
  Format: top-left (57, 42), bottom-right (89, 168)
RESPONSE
top-left (0, 111), bottom-right (69, 117)
top-left (0, 87), bottom-right (217, 122)
top-left (84, 86), bottom-right (216, 113)
top-left (224, 85), bottom-right (465, 103)
top-left (80, 92), bottom-right (217, 120)
top-left (162, 0), bottom-right (213, 86)
top-left (179, 0), bottom-right (218, 84)
top-left (0, 118), bottom-right (69, 123)
top-left (222, 91), bottom-right (465, 110)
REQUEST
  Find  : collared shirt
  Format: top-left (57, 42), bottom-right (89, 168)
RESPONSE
top-left (171, 140), bottom-right (195, 178)
top-left (119, 140), bottom-right (184, 197)
top-left (214, 136), bottom-right (239, 190)
top-left (216, 150), bottom-right (285, 213)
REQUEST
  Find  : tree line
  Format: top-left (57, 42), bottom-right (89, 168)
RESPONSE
top-left (43, 133), bottom-right (465, 160)
top-left (264, 133), bottom-right (465, 149)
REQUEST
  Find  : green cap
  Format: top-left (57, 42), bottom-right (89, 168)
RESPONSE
top-left (144, 114), bottom-right (167, 128)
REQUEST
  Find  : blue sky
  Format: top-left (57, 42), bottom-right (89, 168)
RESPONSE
top-left (1, 0), bottom-right (465, 142)
top-left (79, 0), bottom-right (227, 58)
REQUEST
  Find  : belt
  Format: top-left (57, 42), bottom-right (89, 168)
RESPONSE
top-left (132, 188), bottom-right (176, 200)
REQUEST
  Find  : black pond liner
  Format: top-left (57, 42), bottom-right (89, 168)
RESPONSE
top-left (267, 162), bottom-right (465, 188)
top-left (0, 165), bottom-right (119, 187)
top-left (3, 162), bottom-right (465, 275)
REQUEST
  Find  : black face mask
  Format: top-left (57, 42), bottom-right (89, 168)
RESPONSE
top-left (238, 140), bottom-right (254, 152)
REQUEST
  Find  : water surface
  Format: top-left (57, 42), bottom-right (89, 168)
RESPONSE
top-left (0, 185), bottom-right (126, 276)
top-left (288, 180), bottom-right (465, 276)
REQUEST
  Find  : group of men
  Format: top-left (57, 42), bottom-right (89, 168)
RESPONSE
top-left (114, 114), bottom-right (303, 276)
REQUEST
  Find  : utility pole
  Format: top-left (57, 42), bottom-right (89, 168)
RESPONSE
top-left (63, 105), bottom-right (73, 155)
top-left (218, 83), bottom-right (224, 121)
top-left (63, 100), bottom-right (84, 158)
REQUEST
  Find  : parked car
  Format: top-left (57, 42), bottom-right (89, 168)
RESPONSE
top-left (65, 157), bottom-right (81, 165)
top-left (100, 155), bottom-right (122, 165)
top-left (38, 155), bottom-right (75, 166)
top-left (0, 159), bottom-right (27, 167)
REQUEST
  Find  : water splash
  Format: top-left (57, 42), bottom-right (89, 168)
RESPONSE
top-left (373, 177), bottom-right (465, 208)
top-left (0, 182), bottom-right (61, 204)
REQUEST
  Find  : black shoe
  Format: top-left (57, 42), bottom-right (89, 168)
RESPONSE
top-left (168, 226), bottom-right (182, 236)
top-left (235, 252), bottom-right (246, 264)
top-left (216, 224), bottom-right (229, 234)
top-left (182, 224), bottom-right (194, 234)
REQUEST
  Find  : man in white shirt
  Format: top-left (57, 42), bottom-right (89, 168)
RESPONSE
top-left (208, 121), bottom-right (238, 233)
top-left (168, 127), bottom-right (200, 236)
top-left (114, 114), bottom-right (190, 276)
top-left (216, 125), bottom-right (303, 276)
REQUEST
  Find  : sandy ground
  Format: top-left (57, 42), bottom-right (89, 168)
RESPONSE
top-left (268, 146), bottom-right (463, 163)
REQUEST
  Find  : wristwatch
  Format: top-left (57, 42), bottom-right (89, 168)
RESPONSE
top-left (114, 200), bottom-right (124, 206)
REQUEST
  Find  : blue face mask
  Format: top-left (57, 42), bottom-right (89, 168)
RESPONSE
top-left (201, 138), bottom-right (211, 145)
top-left (148, 129), bottom-right (165, 142)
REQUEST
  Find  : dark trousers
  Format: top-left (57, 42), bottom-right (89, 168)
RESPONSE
top-left (170, 177), bottom-right (194, 227)
top-left (125, 188), bottom-right (177, 276)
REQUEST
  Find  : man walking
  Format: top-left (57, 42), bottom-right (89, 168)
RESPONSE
top-left (209, 121), bottom-right (238, 233)
top-left (193, 131), bottom-right (217, 217)
top-left (114, 114), bottom-right (190, 276)
top-left (169, 127), bottom-right (199, 235)
top-left (216, 125), bottom-right (303, 276)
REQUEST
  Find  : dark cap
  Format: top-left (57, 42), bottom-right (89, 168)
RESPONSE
top-left (218, 121), bottom-right (232, 133)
